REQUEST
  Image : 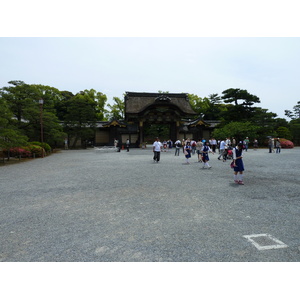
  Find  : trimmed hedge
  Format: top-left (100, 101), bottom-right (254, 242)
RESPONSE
top-left (25, 145), bottom-right (44, 157)
top-left (4, 147), bottom-right (32, 158)
top-left (30, 142), bottom-right (51, 152)
top-left (3, 141), bottom-right (51, 158)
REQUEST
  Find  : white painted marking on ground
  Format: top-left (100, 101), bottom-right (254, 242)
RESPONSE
top-left (243, 233), bottom-right (288, 250)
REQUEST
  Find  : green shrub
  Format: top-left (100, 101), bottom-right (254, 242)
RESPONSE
top-left (29, 141), bottom-right (51, 152)
top-left (41, 142), bottom-right (51, 152)
top-left (27, 144), bottom-right (44, 157)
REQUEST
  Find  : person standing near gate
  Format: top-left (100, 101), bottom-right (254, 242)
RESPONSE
top-left (153, 137), bottom-right (162, 163)
top-left (174, 139), bottom-right (181, 156)
top-left (64, 137), bottom-right (68, 150)
top-left (126, 139), bottom-right (130, 152)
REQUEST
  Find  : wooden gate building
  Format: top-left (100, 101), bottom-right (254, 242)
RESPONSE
top-left (95, 92), bottom-right (216, 147)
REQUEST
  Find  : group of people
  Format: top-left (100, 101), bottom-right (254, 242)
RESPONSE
top-left (180, 138), bottom-right (214, 169)
top-left (114, 138), bottom-right (131, 152)
top-left (164, 136), bottom-right (260, 156)
top-left (153, 137), bottom-right (245, 185)
top-left (268, 138), bottom-right (281, 153)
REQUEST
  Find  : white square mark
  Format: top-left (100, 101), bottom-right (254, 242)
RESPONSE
top-left (243, 233), bottom-right (288, 251)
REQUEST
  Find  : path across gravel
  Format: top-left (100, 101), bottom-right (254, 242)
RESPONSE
top-left (1, 147), bottom-right (300, 261)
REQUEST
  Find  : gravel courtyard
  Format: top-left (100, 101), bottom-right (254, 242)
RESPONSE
top-left (1, 146), bottom-right (300, 262)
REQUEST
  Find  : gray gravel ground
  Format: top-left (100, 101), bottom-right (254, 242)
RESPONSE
top-left (1, 146), bottom-right (300, 262)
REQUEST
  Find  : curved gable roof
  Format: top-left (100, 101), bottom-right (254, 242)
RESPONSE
top-left (125, 92), bottom-right (197, 116)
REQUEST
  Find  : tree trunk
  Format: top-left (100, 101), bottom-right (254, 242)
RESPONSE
top-left (72, 135), bottom-right (80, 148)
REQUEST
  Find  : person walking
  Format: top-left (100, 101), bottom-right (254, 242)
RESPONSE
top-left (126, 139), bottom-right (130, 152)
top-left (268, 138), bottom-right (273, 153)
top-left (64, 137), bottom-right (68, 150)
top-left (162, 140), bottom-right (167, 152)
top-left (232, 142), bottom-right (245, 185)
top-left (232, 137), bottom-right (236, 148)
top-left (218, 138), bottom-right (226, 160)
top-left (253, 138), bottom-right (258, 150)
top-left (174, 139), bottom-right (181, 156)
top-left (244, 137), bottom-right (249, 151)
top-left (114, 138), bottom-right (121, 152)
top-left (275, 138), bottom-right (281, 153)
top-left (184, 141), bottom-right (192, 164)
top-left (191, 140), bottom-right (197, 155)
top-left (196, 139), bottom-right (203, 162)
top-left (225, 137), bottom-right (231, 147)
top-left (153, 137), bottom-right (162, 163)
top-left (201, 142), bottom-right (213, 169)
top-left (210, 138), bottom-right (217, 153)
top-left (167, 139), bottom-right (173, 151)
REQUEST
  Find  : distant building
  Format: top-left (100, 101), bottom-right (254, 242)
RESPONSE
top-left (94, 92), bottom-right (219, 147)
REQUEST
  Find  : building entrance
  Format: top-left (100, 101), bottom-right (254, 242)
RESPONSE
top-left (143, 123), bottom-right (171, 143)
top-left (95, 92), bottom-right (216, 147)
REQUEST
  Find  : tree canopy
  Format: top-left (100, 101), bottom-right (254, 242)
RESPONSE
top-left (106, 97), bottom-right (125, 121)
top-left (285, 101), bottom-right (300, 120)
top-left (0, 81), bottom-right (109, 149)
top-left (1, 81), bottom-right (299, 149)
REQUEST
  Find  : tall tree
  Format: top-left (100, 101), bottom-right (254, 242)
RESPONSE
top-left (222, 88), bottom-right (260, 106)
top-left (0, 81), bottom-right (64, 145)
top-left (0, 95), bottom-right (28, 150)
top-left (106, 97), bottom-right (125, 120)
top-left (63, 89), bottom-right (99, 148)
top-left (55, 91), bottom-right (75, 121)
top-left (208, 93), bottom-right (221, 104)
top-left (31, 84), bottom-right (63, 113)
top-left (188, 94), bottom-right (210, 117)
top-left (285, 101), bottom-right (300, 119)
top-left (189, 93), bottom-right (229, 120)
top-left (95, 91), bottom-right (108, 121)
top-left (221, 88), bottom-right (260, 122)
top-left (1, 80), bottom-right (39, 126)
top-left (289, 119), bottom-right (300, 145)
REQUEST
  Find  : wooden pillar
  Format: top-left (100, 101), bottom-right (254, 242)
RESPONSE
top-left (139, 120), bottom-right (144, 145)
top-left (170, 122), bottom-right (177, 141)
top-left (175, 120), bottom-right (181, 140)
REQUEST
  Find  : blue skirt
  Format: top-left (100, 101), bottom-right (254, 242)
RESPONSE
top-left (202, 153), bottom-right (209, 162)
top-left (234, 158), bottom-right (244, 172)
top-left (185, 149), bottom-right (191, 158)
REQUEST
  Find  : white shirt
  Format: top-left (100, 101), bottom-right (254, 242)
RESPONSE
top-left (153, 141), bottom-right (162, 152)
top-left (220, 140), bottom-right (226, 150)
top-left (175, 140), bottom-right (181, 148)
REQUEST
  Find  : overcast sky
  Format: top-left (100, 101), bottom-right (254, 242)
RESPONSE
top-left (2, 1), bottom-right (300, 121)
top-left (1, 37), bottom-right (299, 119)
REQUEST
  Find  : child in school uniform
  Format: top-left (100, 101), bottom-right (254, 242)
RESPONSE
top-left (232, 142), bottom-right (245, 184)
top-left (201, 142), bottom-right (213, 169)
top-left (184, 141), bottom-right (192, 164)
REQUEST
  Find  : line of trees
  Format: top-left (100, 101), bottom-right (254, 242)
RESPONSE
top-left (1, 81), bottom-right (299, 152)
top-left (0, 80), bottom-right (124, 150)
top-left (188, 89), bottom-right (300, 146)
